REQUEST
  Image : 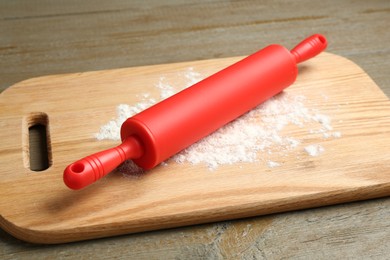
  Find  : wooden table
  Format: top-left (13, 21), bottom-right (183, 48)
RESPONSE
top-left (1, 0), bottom-right (389, 258)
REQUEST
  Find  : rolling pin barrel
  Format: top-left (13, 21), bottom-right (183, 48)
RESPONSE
top-left (122, 45), bottom-right (297, 169)
top-left (64, 34), bottom-right (327, 190)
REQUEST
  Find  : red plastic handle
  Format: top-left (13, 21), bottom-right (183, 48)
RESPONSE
top-left (290, 34), bottom-right (327, 64)
top-left (63, 137), bottom-right (143, 190)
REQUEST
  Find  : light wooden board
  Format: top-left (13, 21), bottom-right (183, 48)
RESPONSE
top-left (0, 52), bottom-right (389, 244)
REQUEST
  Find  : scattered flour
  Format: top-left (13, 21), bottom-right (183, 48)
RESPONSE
top-left (304, 144), bottom-right (325, 157)
top-left (267, 161), bottom-right (281, 168)
top-left (96, 67), bottom-right (341, 170)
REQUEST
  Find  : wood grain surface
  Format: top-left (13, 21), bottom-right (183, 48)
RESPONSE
top-left (1, 52), bottom-right (389, 244)
top-left (1, 0), bottom-right (389, 258)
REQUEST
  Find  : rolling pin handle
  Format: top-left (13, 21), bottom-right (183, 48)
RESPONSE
top-left (63, 137), bottom-right (143, 190)
top-left (290, 34), bottom-right (327, 64)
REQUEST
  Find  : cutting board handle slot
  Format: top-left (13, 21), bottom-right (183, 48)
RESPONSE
top-left (22, 112), bottom-right (52, 171)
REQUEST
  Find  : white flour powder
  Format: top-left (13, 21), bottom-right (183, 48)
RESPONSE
top-left (96, 68), bottom-right (341, 170)
top-left (304, 144), bottom-right (325, 157)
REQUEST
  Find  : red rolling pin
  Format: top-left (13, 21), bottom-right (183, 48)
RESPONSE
top-left (64, 34), bottom-right (327, 190)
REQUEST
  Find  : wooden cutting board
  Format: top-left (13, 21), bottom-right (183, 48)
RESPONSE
top-left (0, 52), bottom-right (389, 244)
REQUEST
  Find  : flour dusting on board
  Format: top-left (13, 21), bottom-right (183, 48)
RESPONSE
top-left (96, 68), bottom-right (341, 170)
